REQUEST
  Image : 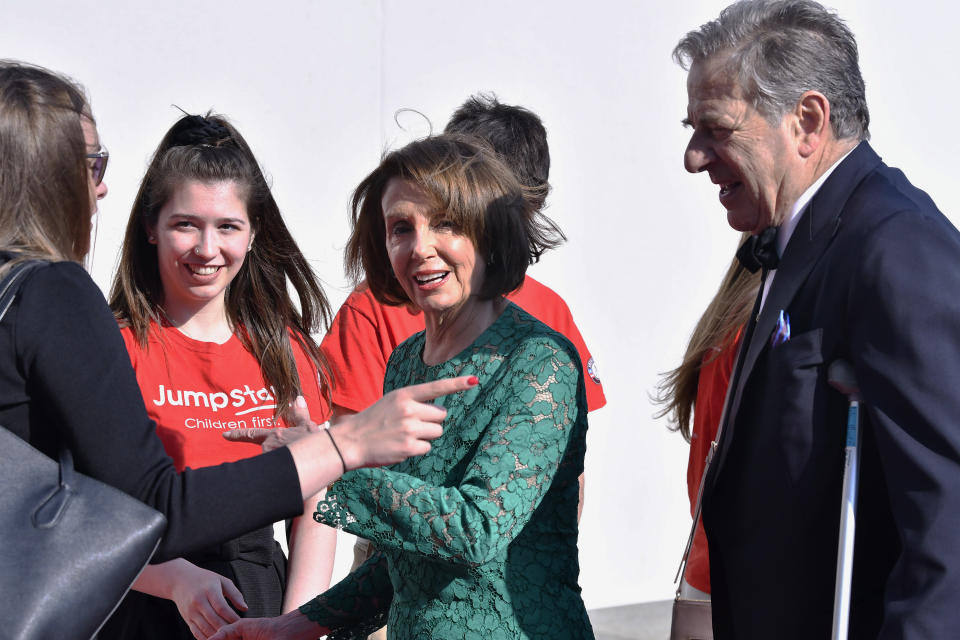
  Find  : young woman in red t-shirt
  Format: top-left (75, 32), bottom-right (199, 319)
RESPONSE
top-left (105, 113), bottom-right (337, 640)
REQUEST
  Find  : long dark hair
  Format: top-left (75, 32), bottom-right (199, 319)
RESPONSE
top-left (0, 60), bottom-right (93, 272)
top-left (109, 112), bottom-right (332, 419)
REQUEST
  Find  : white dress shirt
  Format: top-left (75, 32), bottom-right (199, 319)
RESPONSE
top-left (758, 146), bottom-right (857, 312)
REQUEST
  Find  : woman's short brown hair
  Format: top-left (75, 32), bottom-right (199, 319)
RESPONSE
top-left (345, 134), bottom-right (564, 305)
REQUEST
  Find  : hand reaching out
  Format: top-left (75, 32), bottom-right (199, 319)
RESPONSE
top-left (226, 377), bottom-right (478, 470)
top-left (233, 376), bottom-right (478, 500)
top-left (223, 396), bottom-right (325, 452)
top-left (331, 375), bottom-right (480, 470)
top-left (170, 566), bottom-right (248, 639)
top-left (208, 610), bottom-right (325, 640)
top-left (132, 558), bottom-right (248, 640)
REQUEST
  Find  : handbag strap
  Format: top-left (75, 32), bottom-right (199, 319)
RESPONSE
top-left (0, 260), bottom-right (44, 323)
top-left (673, 340), bottom-right (743, 596)
top-left (673, 410), bottom-right (723, 596)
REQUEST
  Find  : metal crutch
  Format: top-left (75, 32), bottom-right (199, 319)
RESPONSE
top-left (828, 359), bottom-right (861, 640)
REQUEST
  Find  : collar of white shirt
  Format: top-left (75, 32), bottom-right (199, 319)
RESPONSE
top-left (777, 144), bottom-right (858, 256)
top-left (759, 144), bottom-right (858, 311)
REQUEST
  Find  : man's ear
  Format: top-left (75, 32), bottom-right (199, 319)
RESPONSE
top-left (795, 91), bottom-right (831, 157)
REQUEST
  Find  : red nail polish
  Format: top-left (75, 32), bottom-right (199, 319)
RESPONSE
top-left (468, 376), bottom-right (479, 386)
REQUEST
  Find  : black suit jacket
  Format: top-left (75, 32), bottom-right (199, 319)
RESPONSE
top-left (703, 142), bottom-right (960, 639)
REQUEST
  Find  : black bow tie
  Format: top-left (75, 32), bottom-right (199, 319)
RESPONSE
top-left (736, 226), bottom-right (780, 273)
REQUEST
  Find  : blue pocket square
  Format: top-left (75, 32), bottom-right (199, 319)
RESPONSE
top-left (771, 310), bottom-right (791, 348)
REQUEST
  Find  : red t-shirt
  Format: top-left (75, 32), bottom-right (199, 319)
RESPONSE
top-left (121, 322), bottom-right (330, 471)
top-left (685, 329), bottom-right (741, 593)
top-left (321, 275), bottom-right (606, 413)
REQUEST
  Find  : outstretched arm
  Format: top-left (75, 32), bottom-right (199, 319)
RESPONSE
top-left (208, 610), bottom-right (326, 640)
top-left (282, 375), bottom-right (479, 499)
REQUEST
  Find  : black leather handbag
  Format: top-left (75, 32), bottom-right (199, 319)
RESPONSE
top-left (0, 261), bottom-right (167, 639)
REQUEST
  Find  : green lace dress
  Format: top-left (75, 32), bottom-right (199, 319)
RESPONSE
top-left (301, 303), bottom-right (594, 639)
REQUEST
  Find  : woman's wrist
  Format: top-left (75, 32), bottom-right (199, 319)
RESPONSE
top-left (323, 426), bottom-right (348, 473)
top-left (328, 417), bottom-right (362, 472)
top-left (287, 430), bottom-right (347, 499)
top-left (132, 558), bottom-right (191, 599)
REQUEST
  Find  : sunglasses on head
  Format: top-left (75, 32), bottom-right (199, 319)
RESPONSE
top-left (86, 145), bottom-right (109, 186)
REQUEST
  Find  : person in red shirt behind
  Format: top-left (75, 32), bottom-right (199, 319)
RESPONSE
top-left (322, 96), bottom-right (605, 639)
top-left (325, 276), bottom-right (603, 415)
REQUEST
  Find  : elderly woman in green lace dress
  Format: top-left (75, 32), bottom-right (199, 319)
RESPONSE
top-left (212, 134), bottom-right (593, 640)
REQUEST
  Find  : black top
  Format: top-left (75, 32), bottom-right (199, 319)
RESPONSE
top-left (0, 258), bottom-right (303, 561)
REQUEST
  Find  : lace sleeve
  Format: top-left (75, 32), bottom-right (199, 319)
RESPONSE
top-left (314, 337), bottom-right (581, 566)
top-left (297, 551), bottom-right (391, 637)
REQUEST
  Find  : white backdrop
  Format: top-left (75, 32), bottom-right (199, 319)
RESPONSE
top-left (4, 0), bottom-right (957, 610)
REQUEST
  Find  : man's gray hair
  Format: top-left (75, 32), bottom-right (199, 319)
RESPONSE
top-left (674, 0), bottom-right (869, 141)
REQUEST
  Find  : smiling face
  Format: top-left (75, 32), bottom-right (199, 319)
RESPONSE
top-left (382, 177), bottom-right (484, 321)
top-left (149, 180), bottom-right (253, 317)
top-left (683, 54), bottom-right (803, 234)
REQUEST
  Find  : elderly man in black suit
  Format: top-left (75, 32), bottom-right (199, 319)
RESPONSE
top-left (676, 1), bottom-right (960, 638)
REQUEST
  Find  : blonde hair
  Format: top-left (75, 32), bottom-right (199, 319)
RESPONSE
top-left (0, 61), bottom-right (93, 275)
top-left (654, 234), bottom-right (760, 441)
